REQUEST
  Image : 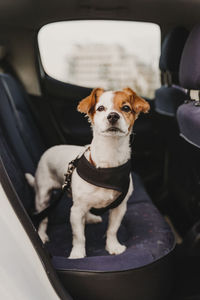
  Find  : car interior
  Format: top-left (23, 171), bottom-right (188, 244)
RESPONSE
top-left (0, 1), bottom-right (200, 299)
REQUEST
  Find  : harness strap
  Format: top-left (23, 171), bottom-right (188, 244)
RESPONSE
top-left (32, 150), bottom-right (131, 222)
top-left (90, 189), bottom-right (129, 216)
top-left (76, 154), bottom-right (131, 215)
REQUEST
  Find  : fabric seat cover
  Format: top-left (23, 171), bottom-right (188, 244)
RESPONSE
top-left (177, 25), bottom-right (200, 148)
top-left (0, 73), bottom-right (175, 300)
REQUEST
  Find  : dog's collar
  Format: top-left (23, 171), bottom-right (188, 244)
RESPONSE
top-left (76, 153), bottom-right (131, 215)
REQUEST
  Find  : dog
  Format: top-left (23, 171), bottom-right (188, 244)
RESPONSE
top-left (26, 87), bottom-right (150, 259)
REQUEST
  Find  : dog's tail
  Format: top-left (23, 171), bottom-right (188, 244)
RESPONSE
top-left (25, 173), bottom-right (35, 188)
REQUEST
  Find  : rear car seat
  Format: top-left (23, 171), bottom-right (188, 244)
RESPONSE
top-left (0, 73), bottom-right (175, 300)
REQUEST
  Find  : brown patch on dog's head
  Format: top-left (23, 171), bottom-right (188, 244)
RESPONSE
top-left (113, 87), bottom-right (150, 131)
top-left (113, 91), bottom-right (135, 129)
top-left (123, 87), bottom-right (150, 114)
top-left (78, 88), bottom-right (104, 120)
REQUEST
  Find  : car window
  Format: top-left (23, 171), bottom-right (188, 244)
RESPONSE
top-left (38, 20), bottom-right (160, 98)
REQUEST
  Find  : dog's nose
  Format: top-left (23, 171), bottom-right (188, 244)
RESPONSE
top-left (107, 112), bottom-right (120, 124)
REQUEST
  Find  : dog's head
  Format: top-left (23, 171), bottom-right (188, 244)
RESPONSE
top-left (78, 87), bottom-right (150, 136)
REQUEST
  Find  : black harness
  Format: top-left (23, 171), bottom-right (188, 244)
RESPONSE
top-left (76, 154), bottom-right (131, 215)
top-left (32, 150), bottom-right (131, 225)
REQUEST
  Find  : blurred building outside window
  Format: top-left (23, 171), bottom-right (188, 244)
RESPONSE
top-left (38, 20), bottom-right (160, 98)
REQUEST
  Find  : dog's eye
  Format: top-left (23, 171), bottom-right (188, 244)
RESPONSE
top-left (121, 105), bottom-right (131, 112)
top-left (97, 105), bottom-right (105, 112)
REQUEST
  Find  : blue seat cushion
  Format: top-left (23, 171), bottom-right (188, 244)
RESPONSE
top-left (177, 101), bottom-right (200, 148)
top-left (1, 130), bottom-right (175, 272)
top-left (0, 132), bottom-right (175, 272)
top-left (46, 173), bottom-right (175, 272)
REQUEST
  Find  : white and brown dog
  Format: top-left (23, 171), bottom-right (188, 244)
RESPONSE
top-left (26, 87), bottom-right (150, 259)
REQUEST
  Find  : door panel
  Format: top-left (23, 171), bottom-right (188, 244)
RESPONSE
top-left (42, 75), bottom-right (92, 145)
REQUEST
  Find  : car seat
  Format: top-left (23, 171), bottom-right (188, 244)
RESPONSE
top-left (174, 24), bottom-right (200, 231)
top-left (0, 73), bottom-right (175, 300)
top-left (169, 25), bottom-right (200, 299)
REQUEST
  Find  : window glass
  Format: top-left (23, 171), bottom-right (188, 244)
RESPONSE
top-left (38, 20), bottom-right (160, 98)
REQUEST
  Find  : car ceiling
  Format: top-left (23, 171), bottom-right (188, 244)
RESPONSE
top-left (0, 0), bottom-right (199, 30)
top-left (0, 0), bottom-right (199, 96)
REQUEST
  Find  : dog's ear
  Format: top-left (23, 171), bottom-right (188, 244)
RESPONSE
top-left (123, 87), bottom-right (150, 114)
top-left (78, 88), bottom-right (104, 116)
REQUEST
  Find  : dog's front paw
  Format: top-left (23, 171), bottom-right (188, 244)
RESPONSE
top-left (106, 241), bottom-right (126, 255)
top-left (68, 247), bottom-right (86, 259)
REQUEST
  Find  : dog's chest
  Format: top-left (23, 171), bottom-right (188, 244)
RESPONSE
top-left (71, 170), bottom-right (121, 209)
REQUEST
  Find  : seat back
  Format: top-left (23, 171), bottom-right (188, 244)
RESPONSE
top-left (0, 74), bottom-right (46, 212)
top-left (170, 25), bottom-right (200, 232)
top-left (177, 23), bottom-right (200, 173)
top-left (177, 23), bottom-right (200, 181)
top-left (0, 127), bottom-right (35, 213)
top-left (0, 74), bottom-right (45, 174)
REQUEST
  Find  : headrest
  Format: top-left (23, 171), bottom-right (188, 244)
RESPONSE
top-left (159, 27), bottom-right (189, 84)
top-left (179, 25), bottom-right (200, 90)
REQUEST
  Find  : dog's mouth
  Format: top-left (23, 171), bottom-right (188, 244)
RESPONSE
top-left (105, 127), bottom-right (124, 133)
